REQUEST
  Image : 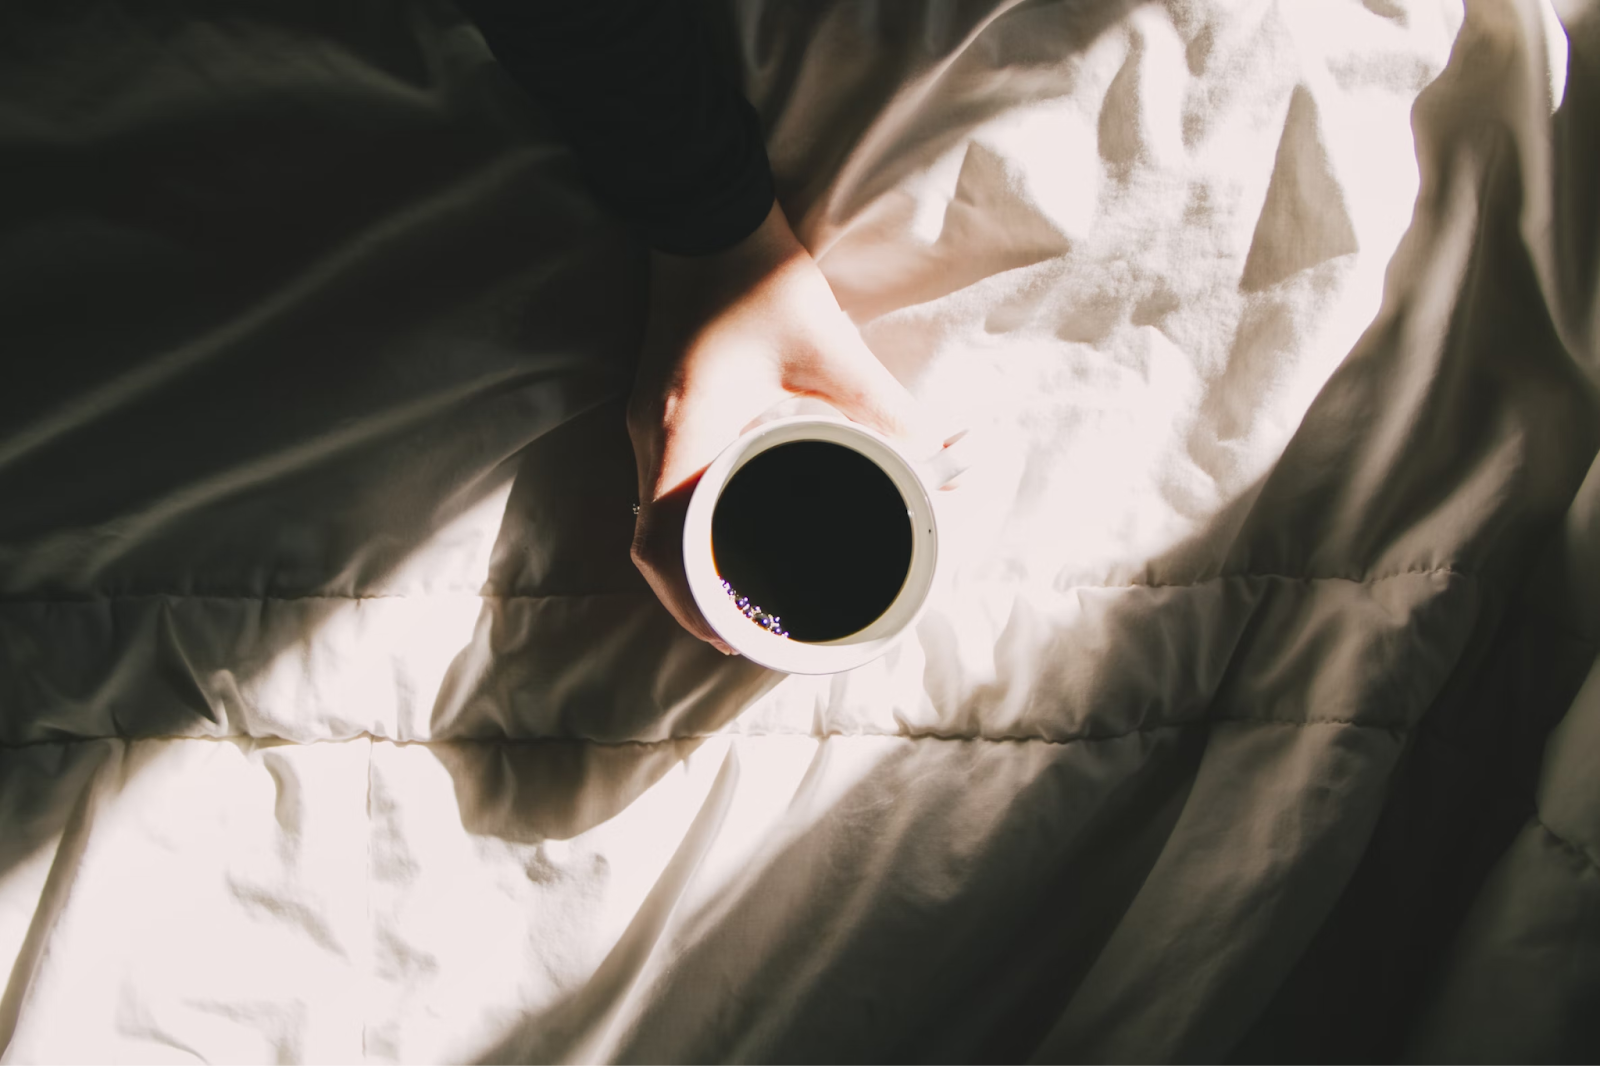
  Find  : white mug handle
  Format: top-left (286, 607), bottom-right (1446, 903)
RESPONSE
top-left (916, 429), bottom-right (973, 491)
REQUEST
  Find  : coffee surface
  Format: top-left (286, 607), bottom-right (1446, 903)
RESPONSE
top-left (712, 440), bottom-right (913, 643)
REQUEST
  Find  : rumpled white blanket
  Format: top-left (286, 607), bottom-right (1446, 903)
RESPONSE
top-left (2, 0), bottom-right (1596, 1060)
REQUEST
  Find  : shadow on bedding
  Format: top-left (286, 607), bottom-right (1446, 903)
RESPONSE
top-left (424, 397), bottom-right (781, 747)
top-left (0, 0), bottom-right (777, 911)
top-left (470, 723), bottom-right (1207, 1064)
top-left (5, 0), bottom-right (1599, 1059)
top-left (471, 11), bottom-right (1600, 1047)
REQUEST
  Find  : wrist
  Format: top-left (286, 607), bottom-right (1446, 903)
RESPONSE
top-left (648, 199), bottom-right (803, 294)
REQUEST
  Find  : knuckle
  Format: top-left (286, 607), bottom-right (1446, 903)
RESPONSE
top-left (780, 349), bottom-right (827, 389)
top-left (629, 532), bottom-right (652, 571)
top-left (630, 526), bottom-right (666, 575)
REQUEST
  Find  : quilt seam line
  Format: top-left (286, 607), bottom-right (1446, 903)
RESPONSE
top-left (1082, 564), bottom-right (1468, 592)
top-left (0, 590), bottom-right (642, 605)
top-left (0, 564), bottom-right (1468, 606)
top-left (1533, 813), bottom-right (1600, 875)
top-left (0, 715), bottom-right (1406, 752)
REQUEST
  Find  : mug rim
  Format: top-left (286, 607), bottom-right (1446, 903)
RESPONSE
top-left (682, 416), bottom-right (939, 674)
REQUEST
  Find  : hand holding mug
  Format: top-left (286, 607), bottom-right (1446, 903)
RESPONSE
top-left (626, 201), bottom-right (940, 656)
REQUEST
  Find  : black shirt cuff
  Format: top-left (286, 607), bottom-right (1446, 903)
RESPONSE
top-left (463, 0), bottom-right (777, 256)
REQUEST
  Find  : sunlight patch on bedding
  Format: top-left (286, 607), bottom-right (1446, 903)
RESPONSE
top-left (804, 0), bottom-right (1469, 744)
top-left (2, 739), bottom-right (372, 1062)
top-left (243, 482), bottom-right (512, 741)
top-left (374, 736), bottom-right (878, 1062)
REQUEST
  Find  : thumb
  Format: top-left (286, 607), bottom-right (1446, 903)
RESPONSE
top-left (801, 336), bottom-right (944, 456)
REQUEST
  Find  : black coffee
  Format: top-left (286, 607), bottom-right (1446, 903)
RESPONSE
top-left (713, 440), bottom-right (913, 643)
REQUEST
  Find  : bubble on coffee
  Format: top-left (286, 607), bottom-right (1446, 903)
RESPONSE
top-left (712, 440), bottom-right (913, 643)
top-left (721, 578), bottom-right (788, 638)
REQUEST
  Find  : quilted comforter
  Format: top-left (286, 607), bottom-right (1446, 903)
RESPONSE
top-left (1, 0), bottom-right (1597, 1060)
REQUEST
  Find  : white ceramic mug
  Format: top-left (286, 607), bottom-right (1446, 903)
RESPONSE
top-left (683, 416), bottom-right (968, 673)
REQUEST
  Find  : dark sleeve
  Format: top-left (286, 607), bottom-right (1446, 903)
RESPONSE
top-left (460, 0), bottom-right (776, 256)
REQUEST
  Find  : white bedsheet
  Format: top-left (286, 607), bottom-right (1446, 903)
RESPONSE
top-left (2, 0), bottom-right (1596, 1060)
